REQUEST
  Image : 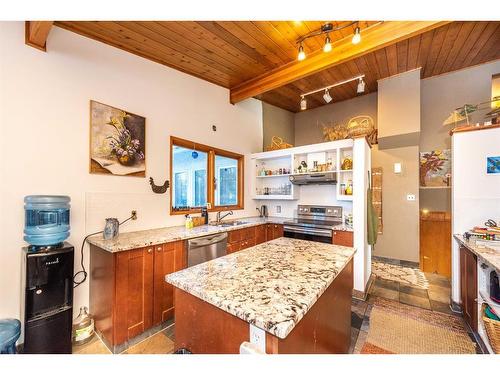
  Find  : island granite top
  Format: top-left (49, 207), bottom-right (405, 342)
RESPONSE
top-left (454, 234), bottom-right (500, 271)
top-left (87, 216), bottom-right (353, 253)
top-left (165, 237), bottom-right (355, 339)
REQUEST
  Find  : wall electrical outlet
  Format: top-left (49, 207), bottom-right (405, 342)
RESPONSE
top-left (249, 324), bottom-right (266, 352)
top-left (406, 194), bottom-right (416, 201)
top-left (131, 210), bottom-right (138, 220)
top-left (276, 205), bottom-right (281, 214)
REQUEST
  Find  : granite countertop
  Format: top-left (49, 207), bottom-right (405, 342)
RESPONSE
top-left (87, 215), bottom-right (354, 253)
top-left (454, 234), bottom-right (500, 271)
top-left (87, 216), bottom-right (291, 252)
top-left (165, 237), bottom-right (355, 339)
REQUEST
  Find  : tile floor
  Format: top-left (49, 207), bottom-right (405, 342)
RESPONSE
top-left (349, 270), bottom-right (483, 354)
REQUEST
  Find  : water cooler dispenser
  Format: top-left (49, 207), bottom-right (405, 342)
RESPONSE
top-left (21, 196), bottom-right (74, 354)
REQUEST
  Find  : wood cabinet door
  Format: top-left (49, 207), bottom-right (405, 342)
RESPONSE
top-left (460, 246), bottom-right (467, 319)
top-left (153, 240), bottom-right (184, 325)
top-left (333, 231), bottom-right (353, 247)
top-left (267, 224), bottom-right (283, 240)
top-left (228, 228), bottom-right (242, 243)
top-left (255, 225), bottom-right (266, 244)
top-left (420, 212), bottom-right (451, 277)
top-left (115, 246), bottom-right (154, 345)
top-left (227, 241), bottom-right (241, 254)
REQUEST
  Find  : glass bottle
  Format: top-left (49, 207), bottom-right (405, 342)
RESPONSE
top-left (72, 306), bottom-right (95, 346)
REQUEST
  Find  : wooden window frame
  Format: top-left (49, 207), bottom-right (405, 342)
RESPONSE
top-left (169, 136), bottom-right (244, 215)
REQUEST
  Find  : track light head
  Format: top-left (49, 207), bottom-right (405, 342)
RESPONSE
top-left (297, 44), bottom-right (306, 61)
top-left (323, 89), bottom-right (333, 103)
top-left (300, 96), bottom-right (307, 111)
top-left (352, 26), bottom-right (361, 45)
top-left (323, 35), bottom-right (332, 53)
top-left (357, 77), bottom-right (366, 94)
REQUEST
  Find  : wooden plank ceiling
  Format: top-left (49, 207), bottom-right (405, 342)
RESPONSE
top-left (55, 21), bottom-right (500, 112)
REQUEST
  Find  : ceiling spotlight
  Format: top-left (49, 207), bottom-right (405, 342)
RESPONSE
top-left (297, 44), bottom-right (306, 61)
top-left (352, 26), bottom-right (361, 45)
top-left (323, 89), bottom-right (332, 103)
top-left (357, 77), bottom-right (366, 94)
top-left (300, 96), bottom-right (307, 111)
top-left (323, 35), bottom-right (332, 53)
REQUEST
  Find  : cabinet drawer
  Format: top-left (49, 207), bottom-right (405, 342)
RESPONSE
top-left (241, 227), bottom-right (255, 240)
top-left (241, 238), bottom-right (256, 250)
top-left (332, 231), bottom-right (353, 247)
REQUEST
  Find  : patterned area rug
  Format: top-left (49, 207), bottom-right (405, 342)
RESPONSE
top-left (361, 297), bottom-right (476, 354)
top-left (372, 261), bottom-right (429, 289)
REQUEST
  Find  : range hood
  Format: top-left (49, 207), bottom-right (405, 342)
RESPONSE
top-left (289, 172), bottom-right (337, 185)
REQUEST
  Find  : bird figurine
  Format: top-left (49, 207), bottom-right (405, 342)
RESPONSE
top-left (149, 177), bottom-right (169, 194)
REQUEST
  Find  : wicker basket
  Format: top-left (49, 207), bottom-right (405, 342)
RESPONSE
top-left (482, 303), bottom-right (500, 353)
top-left (347, 115), bottom-right (374, 138)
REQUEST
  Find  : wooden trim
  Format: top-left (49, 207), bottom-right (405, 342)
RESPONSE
top-left (230, 21), bottom-right (449, 104)
top-left (450, 124), bottom-right (500, 135)
top-left (169, 136), bottom-right (244, 215)
top-left (25, 21), bottom-right (53, 51)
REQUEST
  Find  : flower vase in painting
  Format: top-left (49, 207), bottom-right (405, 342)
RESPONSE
top-left (90, 101), bottom-right (146, 177)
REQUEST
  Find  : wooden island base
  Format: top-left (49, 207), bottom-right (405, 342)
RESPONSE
top-left (174, 259), bottom-right (353, 354)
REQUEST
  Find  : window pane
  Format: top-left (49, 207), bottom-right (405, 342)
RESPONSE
top-left (215, 155), bottom-right (238, 206)
top-left (172, 145), bottom-right (208, 211)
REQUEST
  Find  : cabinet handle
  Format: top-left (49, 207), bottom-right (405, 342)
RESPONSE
top-left (148, 248), bottom-right (152, 253)
top-left (157, 246), bottom-right (162, 252)
top-left (334, 232), bottom-right (337, 235)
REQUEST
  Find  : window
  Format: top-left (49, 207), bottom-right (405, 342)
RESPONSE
top-left (170, 137), bottom-right (244, 214)
top-left (215, 155), bottom-right (238, 206)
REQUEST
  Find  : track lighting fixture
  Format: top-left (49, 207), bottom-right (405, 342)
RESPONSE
top-left (296, 21), bottom-right (362, 62)
top-left (300, 96), bottom-right (307, 111)
top-left (323, 89), bottom-right (333, 103)
top-left (357, 77), bottom-right (365, 94)
top-left (352, 26), bottom-right (361, 45)
top-left (297, 44), bottom-right (306, 61)
top-left (299, 74), bottom-right (365, 110)
top-left (323, 35), bottom-right (332, 53)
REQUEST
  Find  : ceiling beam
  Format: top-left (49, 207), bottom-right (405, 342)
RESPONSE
top-left (230, 21), bottom-right (450, 104)
top-left (25, 21), bottom-right (54, 51)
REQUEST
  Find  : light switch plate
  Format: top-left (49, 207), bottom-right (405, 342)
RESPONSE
top-left (394, 163), bottom-right (402, 174)
top-left (276, 205), bottom-right (281, 213)
top-left (406, 194), bottom-right (416, 201)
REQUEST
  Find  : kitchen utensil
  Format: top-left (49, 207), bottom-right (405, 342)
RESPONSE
top-left (485, 219), bottom-right (498, 228)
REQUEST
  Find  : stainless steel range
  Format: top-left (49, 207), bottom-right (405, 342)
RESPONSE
top-left (283, 205), bottom-right (343, 244)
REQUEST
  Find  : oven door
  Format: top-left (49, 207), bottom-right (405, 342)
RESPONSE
top-left (283, 226), bottom-right (332, 244)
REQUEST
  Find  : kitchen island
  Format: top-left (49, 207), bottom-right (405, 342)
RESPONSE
top-left (166, 237), bottom-right (355, 354)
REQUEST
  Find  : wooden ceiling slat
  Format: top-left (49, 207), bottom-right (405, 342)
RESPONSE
top-left (423, 24), bottom-right (449, 77)
top-left (251, 21), bottom-right (298, 59)
top-left (114, 21), bottom-right (247, 80)
top-left (461, 22), bottom-right (498, 68)
top-left (431, 22), bottom-right (463, 76)
top-left (196, 21), bottom-right (277, 69)
top-left (396, 39), bottom-right (409, 73)
top-left (439, 22), bottom-right (475, 74)
top-left (374, 49), bottom-right (389, 79)
top-left (416, 28), bottom-right (435, 73)
top-left (450, 22), bottom-right (488, 71)
top-left (55, 21), bottom-right (231, 87)
top-left (353, 56), bottom-right (378, 92)
top-left (471, 23), bottom-right (500, 65)
top-left (216, 22), bottom-right (288, 66)
top-left (406, 35), bottom-right (421, 70)
top-left (385, 44), bottom-right (398, 76)
top-left (153, 22), bottom-right (266, 81)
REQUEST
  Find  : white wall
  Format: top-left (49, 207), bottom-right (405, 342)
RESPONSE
top-left (0, 22), bottom-right (263, 320)
top-left (451, 127), bottom-right (500, 302)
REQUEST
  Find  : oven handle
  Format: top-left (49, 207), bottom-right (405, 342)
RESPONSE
top-left (283, 226), bottom-right (332, 237)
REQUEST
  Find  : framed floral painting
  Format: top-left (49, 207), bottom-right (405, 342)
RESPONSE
top-left (419, 149), bottom-right (451, 187)
top-left (89, 100), bottom-right (146, 177)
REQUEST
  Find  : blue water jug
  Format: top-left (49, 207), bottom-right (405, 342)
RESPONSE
top-left (24, 195), bottom-right (70, 246)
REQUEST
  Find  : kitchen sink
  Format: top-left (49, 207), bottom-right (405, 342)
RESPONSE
top-left (211, 220), bottom-right (248, 227)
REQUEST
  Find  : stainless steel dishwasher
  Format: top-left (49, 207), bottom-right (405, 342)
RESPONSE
top-left (186, 232), bottom-right (228, 267)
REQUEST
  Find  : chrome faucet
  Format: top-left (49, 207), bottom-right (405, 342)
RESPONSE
top-left (216, 210), bottom-right (233, 223)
